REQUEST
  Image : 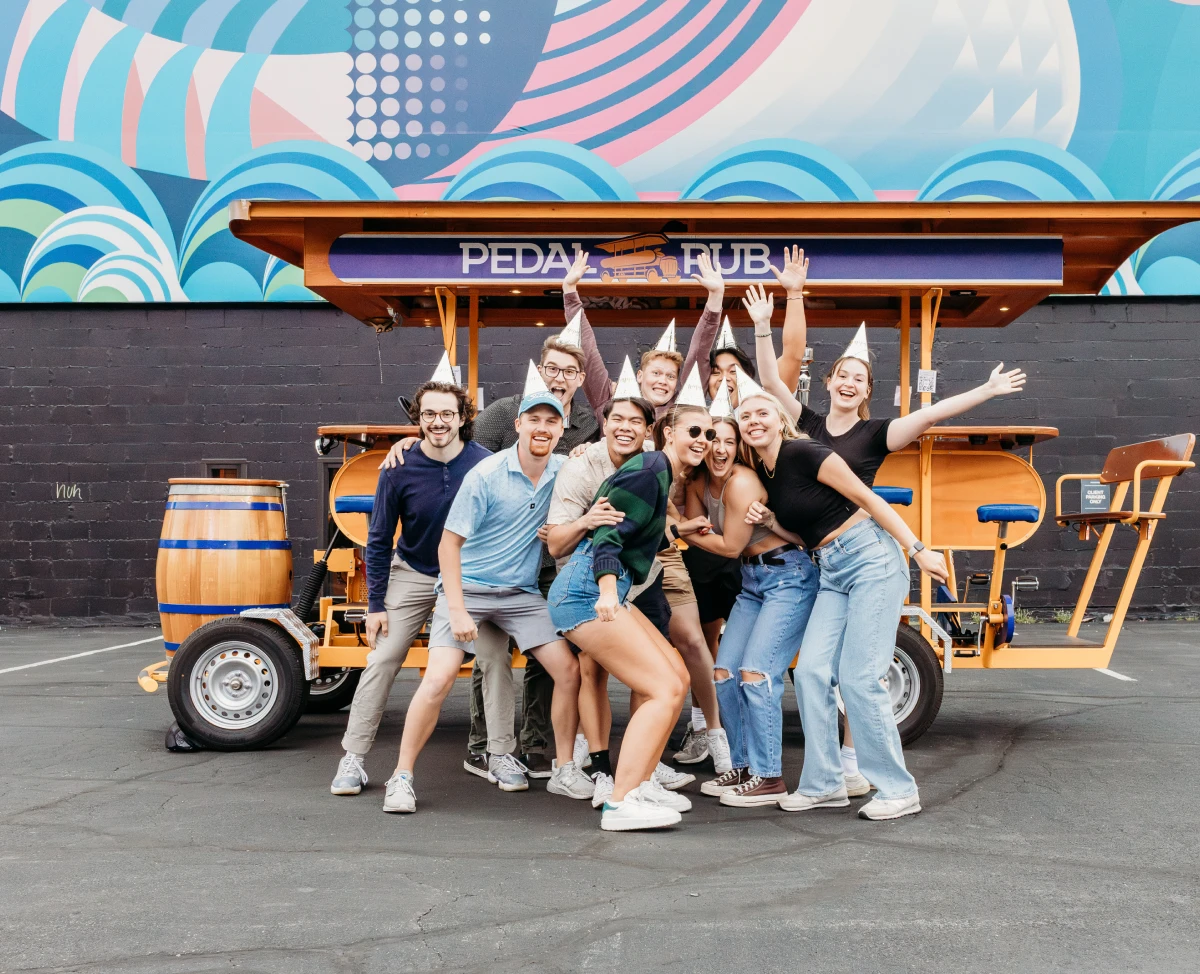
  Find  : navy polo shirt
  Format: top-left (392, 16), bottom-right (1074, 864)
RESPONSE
top-left (365, 440), bottom-right (491, 612)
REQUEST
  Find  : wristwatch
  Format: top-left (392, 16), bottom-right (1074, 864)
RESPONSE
top-left (907, 541), bottom-right (926, 559)
top-left (670, 524), bottom-right (681, 541)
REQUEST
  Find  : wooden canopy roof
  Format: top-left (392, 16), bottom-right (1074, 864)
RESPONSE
top-left (229, 200), bottom-right (1200, 330)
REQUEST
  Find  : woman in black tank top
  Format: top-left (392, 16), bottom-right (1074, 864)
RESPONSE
top-left (749, 248), bottom-right (1027, 486)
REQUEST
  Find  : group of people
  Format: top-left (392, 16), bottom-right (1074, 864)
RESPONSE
top-left (330, 247), bottom-right (1026, 832)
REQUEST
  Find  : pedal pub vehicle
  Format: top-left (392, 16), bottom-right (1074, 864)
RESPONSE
top-left (138, 200), bottom-right (1200, 750)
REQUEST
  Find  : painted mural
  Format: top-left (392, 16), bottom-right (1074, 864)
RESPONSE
top-left (1, 0), bottom-right (1199, 303)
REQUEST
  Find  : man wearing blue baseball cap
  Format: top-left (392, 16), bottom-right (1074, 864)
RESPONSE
top-left (380, 364), bottom-right (596, 813)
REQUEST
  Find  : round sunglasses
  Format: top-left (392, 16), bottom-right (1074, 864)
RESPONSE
top-left (684, 425), bottom-right (716, 441)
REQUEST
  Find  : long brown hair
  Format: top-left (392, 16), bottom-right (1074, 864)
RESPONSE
top-left (653, 403), bottom-right (709, 491)
top-left (823, 355), bottom-right (873, 420)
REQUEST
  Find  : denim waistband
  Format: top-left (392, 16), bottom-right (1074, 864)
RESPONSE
top-left (812, 517), bottom-right (882, 561)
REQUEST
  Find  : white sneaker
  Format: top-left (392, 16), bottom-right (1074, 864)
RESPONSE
top-left (547, 761), bottom-right (594, 800)
top-left (779, 785), bottom-right (850, 812)
top-left (600, 785), bottom-right (682, 832)
top-left (858, 791), bottom-right (921, 821)
top-left (845, 772), bottom-right (873, 798)
top-left (573, 733), bottom-right (591, 769)
top-left (382, 772), bottom-right (416, 813)
top-left (706, 728), bottom-right (732, 774)
top-left (672, 723), bottom-right (709, 764)
top-left (653, 761), bottom-right (695, 791)
top-left (641, 776), bottom-right (692, 813)
top-left (487, 753), bottom-right (530, 792)
top-left (330, 753), bottom-right (368, 796)
top-left (590, 772), bottom-right (614, 809)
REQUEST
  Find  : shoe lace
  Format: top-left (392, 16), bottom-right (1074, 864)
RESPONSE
top-left (338, 753), bottom-right (367, 784)
top-left (714, 767), bottom-right (743, 786)
top-left (732, 775), bottom-right (763, 795)
top-left (493, 753), bottom-right (529, 777)
top-left (388, 773), bottom-right (413, 796)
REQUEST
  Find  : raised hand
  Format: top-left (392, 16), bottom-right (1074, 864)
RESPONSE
top-left (742, 283), bottom-right (774, 330)
top-left (985, 363), bottom-right (1027, 397)
top-left (770, 245), bottom-right (809, 295)
top-left (563, 249), bottom-right (590, 290)
top-left (690, 250), bottom-right (724, 300)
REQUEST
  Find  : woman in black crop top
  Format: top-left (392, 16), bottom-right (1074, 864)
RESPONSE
top-left (734, 365), bottom-right (949, 820)
top-left (747, 252), bottom-right (1026, 487)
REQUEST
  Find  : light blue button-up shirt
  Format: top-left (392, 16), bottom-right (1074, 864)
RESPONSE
top-left (442, 444), bottom-right (565, 593)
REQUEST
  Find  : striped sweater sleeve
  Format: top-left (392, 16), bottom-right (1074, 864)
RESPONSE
top-left (591, 454), bottom-right (671, 584)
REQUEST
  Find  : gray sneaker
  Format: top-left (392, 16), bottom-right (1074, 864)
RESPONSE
top-left (330, 753), bottom-right (368, 796)
top-left (487, 753), bottom-right (530, 792)
top-left (546, 761), bottom-right (595, 800)
top-left (672, 723), bottom-right (710, 764)
top-left (382, 772), bottom-right (415, 813)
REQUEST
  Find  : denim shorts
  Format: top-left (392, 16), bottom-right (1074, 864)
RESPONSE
top-left (547, 540), bottom-right (633, 635)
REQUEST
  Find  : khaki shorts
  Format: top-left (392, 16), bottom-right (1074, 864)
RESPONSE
top-left (657, 544), bottom-right (697, 608)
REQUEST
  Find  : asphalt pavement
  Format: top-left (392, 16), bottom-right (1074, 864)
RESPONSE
top-left (0, 622), bottom-right (1197, 973)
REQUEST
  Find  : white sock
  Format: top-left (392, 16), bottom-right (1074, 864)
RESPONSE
top-left (707, 727), bottom-right (724, 739)
top-left (840, 745), bottom-right (859, 777)
top-left (691, 707), bottom-right (707, 732)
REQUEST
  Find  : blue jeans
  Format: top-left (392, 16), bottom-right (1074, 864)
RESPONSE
top-left (714, 547), bottom-right (819, 778)
top-left (795, 519), bottom-right (917, 800)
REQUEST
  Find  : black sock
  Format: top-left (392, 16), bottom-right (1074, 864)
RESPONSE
top-left (588, 749), bottom-right (612, 776)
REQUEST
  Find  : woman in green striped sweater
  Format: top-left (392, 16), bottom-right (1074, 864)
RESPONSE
top-left (547, 402), bottom-right (714, 832)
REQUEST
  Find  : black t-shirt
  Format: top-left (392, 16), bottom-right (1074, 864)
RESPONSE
top-left (799, 404), bottom-right (893, 487)
top-left (762, 439), bottom-right (857, 550)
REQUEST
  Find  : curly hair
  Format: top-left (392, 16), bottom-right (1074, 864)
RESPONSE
top-left (411, 380), bottom-right (476, 441)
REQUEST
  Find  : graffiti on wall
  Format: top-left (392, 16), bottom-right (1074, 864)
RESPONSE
top-left (1, 0), bottom-right (1199, 303)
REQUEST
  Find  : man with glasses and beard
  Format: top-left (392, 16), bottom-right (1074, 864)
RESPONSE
top-left (331, 363), bottom-right (507, 798)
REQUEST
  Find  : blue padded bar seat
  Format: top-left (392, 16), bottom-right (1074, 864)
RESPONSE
top-left (334, 495), bottom-right (375, 515)
top-left (873, 486), bottom-right (913, 506)
top-left (977, 503), bottom-right (1039, 523)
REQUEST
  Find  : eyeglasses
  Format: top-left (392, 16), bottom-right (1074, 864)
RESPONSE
top-left (686, 426), bottom-right (717, 441)
top-left (420, 409), bottom-right (459, 423)
top-left (540, 364), bottom-right (581, 380)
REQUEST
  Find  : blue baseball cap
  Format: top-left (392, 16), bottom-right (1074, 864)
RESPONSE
top-left (519, 392), bottom-right (565, 418)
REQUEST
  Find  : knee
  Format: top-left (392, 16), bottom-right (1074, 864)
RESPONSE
top-left (420, 670), bottom-right (457, 701)
top-left (554, 654), bottom-right (581, 691)
top-left (713, 666), bottom-right (733, 685)
top-left (740, 668), bottom-right (768, 686)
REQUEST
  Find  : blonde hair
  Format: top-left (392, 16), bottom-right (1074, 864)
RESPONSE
top-left (736, 392), bottom-right (805, 467)
top-left (824, 355), bottom-right (873, 420)
top-left (639, 349), bottom-right (683, 372)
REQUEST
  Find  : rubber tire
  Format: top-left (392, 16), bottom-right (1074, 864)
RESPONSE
top-left (304, 667), bottom-right (362, 713)
top-left (167, 618), bottom-right (309, 751)
top-left (894, 623), bottom-right (944, 745)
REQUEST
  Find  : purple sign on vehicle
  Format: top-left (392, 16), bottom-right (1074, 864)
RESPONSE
top-left (327, 232), bottom-right (1064, 286)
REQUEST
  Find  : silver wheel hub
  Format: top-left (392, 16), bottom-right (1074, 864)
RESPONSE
top-left (310, 667), bottom-right (353, 695)
top-left (190, 640), bottom-right (278, 729)
top-left (885, 648), bottom-right (921, 725)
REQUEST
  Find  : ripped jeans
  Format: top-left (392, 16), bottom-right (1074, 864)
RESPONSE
top-left (714, 547), bottom-right (819, 778)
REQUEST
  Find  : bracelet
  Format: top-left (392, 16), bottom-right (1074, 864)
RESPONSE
top-left (754, 330), bottom-right (772, 339)
top-left (786, 296), bottom-right (806, 302)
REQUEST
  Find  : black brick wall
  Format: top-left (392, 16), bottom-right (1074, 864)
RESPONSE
top-left (2, 298), bottom-right (1198, 622)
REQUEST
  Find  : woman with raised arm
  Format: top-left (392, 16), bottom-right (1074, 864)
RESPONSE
top-left (546, 403), bottom-right (715, 832)
top-left (738, 288), bottom-right (950, 820)
top-left (675, 396), bottom-right (814, 800)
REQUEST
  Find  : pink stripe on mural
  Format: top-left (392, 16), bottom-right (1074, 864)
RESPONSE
top-left (392, 181), bottom-right (446, 200)
top-left (185, 79), bottom-right (205, 179)
top-left (526, 0), bottom-right (691, 92)
top-left (121, 62), bottom-right (144, 167)
top-left (517, 0), bottom-right (765, 155)
top-left (544, 0), bottom-right (658, 54)
top-left (600, 0), bottom-right (811, 166)
top-left (874, 189), bottom-right (919, 201)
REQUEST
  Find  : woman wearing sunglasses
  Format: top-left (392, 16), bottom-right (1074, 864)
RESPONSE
top-left (675, 395), bottom-right (808, 800)
top-left (547, 403), bottom-right (713, 832)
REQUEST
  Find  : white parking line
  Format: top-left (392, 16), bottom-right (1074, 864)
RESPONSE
top-left (1094, 667), bottom-right (1137, 682)
top-left (0, 635), bottom-right (162, 675)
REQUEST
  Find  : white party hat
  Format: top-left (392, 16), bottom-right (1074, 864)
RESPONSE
top-left (675, 364), bottom-right (708, 408)
top-left (733, 364), bottom-right (766, 405)
top-left (712, 315), bottom-right (740, 352)
top-left (612, 355), bottom-right (641, 400)
top-left (653, 318), bottom-right (678, 354)
top-left (558, 309), bottom-right (583, 348)
top-left (522, 360), bottom-right (550, 397)
top-left (429, 350), bottom-right (456, 384)
top-left (842, 322), bottom-right (870, 363)
top-left (709, 377), bottom-right (734, 419)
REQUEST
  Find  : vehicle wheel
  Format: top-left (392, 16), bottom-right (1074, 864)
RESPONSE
top-left (889, 623), bottom-right (944, 744)
top-left (304, 667), bottom-right (361, 713)
top-left (167, 618), bottom-right (308, 750)
top-left (646, 268), bottom-right (661, 283)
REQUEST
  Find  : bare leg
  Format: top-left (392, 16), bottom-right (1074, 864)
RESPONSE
top-left (526, 640), bottom-right (580, 767)
top-left (578, 654), bottom-right (611, 750)
top-left (701, 619), bottom-right (724, 658)
top-left (570, 607), bottom-right (688, 801)
top-left (395, 647), bottom-right (466, 773)
top-left (668, 602), bottom-right (721, 730)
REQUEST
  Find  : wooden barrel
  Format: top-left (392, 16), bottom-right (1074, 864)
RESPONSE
top-left (155, 479), bottom-right (292, 656)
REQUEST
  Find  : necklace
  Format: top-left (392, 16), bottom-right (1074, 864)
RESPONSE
top-left (761, 459), bottom-right (777, 479)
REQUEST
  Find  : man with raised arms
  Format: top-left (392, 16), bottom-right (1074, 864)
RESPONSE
top-left (380, 365), bottom-right (595, 813)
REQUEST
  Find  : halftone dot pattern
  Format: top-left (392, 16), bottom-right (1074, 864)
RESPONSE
top-left (347, 0), bottom-right (483, 166)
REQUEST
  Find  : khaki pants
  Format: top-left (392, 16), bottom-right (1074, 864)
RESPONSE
top-left (341, 559), bottom-right (514, 755)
